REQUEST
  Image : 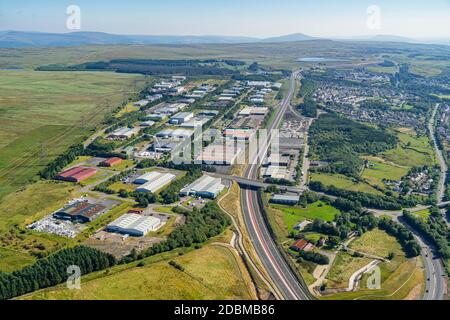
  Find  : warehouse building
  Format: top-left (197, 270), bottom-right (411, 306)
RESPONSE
top-left (246, 81), bottom-right (271, 88)
top-left (239, 106), bottom-right (269, 117)
top-left (107, 127), bottom-right (140, 140)
top-left (135, 171), bottom-right (176, 193)
top-left (56, 166), bottom-right (97, 182)
top-left (140, 120), bottom-right (155, 127)
top-left (197, 110), bottom-right (219, 117)
top-left (261, 166), bottom-right (288, 179)
top-left (134, 99), bottom-right (150, 107)
top-left (264, 154), bottom-right (290, 167)
top-left (224, 128), bottom-right (256, 142)
top-left (107, 214), bottom-right (162, 237)
top-left (53, 201), bottom-right (107, 223)
top-left (196, 144), bottom-right (242, 166)
top-left (100, 157), bottom-right (123, 167)
top-left (155, 128), bottom-right (193, 139)
top-left (151, 140), bottom-right (181, 153)
top-left (169, 112), bottom-right (194, 125)
top-left (180, 175), bottom-right (225, 199)
top-left (180, 118), bottom-right (209, 129)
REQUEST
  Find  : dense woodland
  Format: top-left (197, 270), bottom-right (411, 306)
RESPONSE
top-left (0, 246), bottom-right (116, 300)
top-left (378, 217), bottom-right (422, 258)
top-left (309, 113), bottom-right (398, 178)
top-left (297, 78), bottom-right (318, 118)
top-left (403, 208), bottom-right (449, 260)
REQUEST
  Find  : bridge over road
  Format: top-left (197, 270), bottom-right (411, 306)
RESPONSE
top-left (207, 172), bottom-right (306, 194)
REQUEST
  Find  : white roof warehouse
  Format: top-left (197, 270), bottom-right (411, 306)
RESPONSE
top-left (135, 171), bottom-right (176, 193)
top-left (107, 214), bottom-right (162, 237)
top-left (180, 175), bottom-right (225, 199)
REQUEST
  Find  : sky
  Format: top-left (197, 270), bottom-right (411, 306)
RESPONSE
top-left (0, 0), bottom-right (449, 39)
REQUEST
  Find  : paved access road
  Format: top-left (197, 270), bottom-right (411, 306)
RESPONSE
top-left (240, 71), bottom-right (311, 300)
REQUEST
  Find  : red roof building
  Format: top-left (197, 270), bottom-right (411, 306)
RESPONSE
top-left (128, 209), bottom-right (144, 215)
top-left (56, 166), bottom-right (98, 183)
top-left (100, 157), bottom-right (123, 167)
top-left (290, 239), bottom-right (315, 253)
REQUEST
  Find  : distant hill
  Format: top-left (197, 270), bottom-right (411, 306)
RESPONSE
top-left (261, 33), bottom-right (319, 43)
top-left (0, 31), bottom-right (259, 48)
top-left (0, 31), bottom-right (447, 48)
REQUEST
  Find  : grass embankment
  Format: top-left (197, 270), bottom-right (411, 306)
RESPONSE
top-left (219, 183), bottom-right (272, 297)
top-left (323, 229), bottom-right (423, 300)
top-left (19, 240), bottom-right (255, 300)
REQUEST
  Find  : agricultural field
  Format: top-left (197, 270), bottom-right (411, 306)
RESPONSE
top-left (0, 70), bottom-right (144, 201)
top-left (310, 172), bottom-right (383, 195)
top-left (382, 130), bottom-right (436, 168)
top-left (19, 242), bottom-right (256, 300)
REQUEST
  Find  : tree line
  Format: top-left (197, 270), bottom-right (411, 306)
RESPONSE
top-left (0, 246), bottom-right (116, 300)
top-left (378, 217), bottom-right (422, 258)
top-left (309, 181), bottom-right (419, 210)
top-left (39, 144), bottom-right (84, 179)
top-left (403, 208), bottom-right (449, 260)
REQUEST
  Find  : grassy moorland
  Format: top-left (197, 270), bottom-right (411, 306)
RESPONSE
top-left (0, 70), bottom-right (144, 200)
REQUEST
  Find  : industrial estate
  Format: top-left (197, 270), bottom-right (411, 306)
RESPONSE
top-left (0, 6), bottom-right (449, 305)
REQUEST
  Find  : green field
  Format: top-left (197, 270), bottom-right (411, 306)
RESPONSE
top-left (310, 172), bottom-right (383, 195)
top-left (0, 181), bottom-right (79, 263)
top-left (0, 247), bottom-right (36, 273)
top-left (349, 229), bottom-right (405, 261)
top-left (411, 209), bottom-right (431, 222)
top-left (382, 131), bottom-right (436, 168)
top-left (272, 201), bottom-right (340, 230)
top-left (362, 157), bottom-right (409, 189)
top-left (0, 70), bottom-right (144, 201)
top-left (0, 181), bottom-right (76, 232)
top-left (20, 244), bottom-right (255, 300)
